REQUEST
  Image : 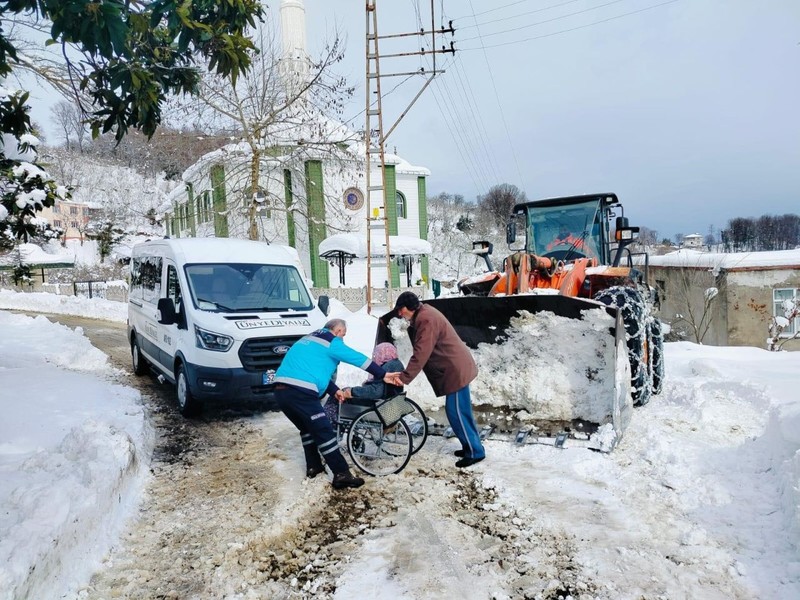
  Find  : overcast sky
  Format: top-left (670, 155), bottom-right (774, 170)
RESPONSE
top-left (299, 0), bottom-right (800, 240)
top-left (22, 0), bottom-right (800, 240)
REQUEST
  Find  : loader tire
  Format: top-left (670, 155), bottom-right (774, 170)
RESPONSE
top-left (649, 319), bottom-right (665, 395)
top-left (593, 286), bottom-right (653, 406)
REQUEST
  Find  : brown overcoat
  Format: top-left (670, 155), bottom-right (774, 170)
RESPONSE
top-left (398, 303), bottom-right (478, 396)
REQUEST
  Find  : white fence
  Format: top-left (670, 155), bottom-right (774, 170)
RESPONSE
top-left (41, 281), bottom-right (129, 303)
top-left (311, 286), bottom-right (427, 311)
top-left (22, 282), bottom-right (426, 311)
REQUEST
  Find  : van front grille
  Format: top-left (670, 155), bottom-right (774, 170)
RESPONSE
top-left (238, 335), bottom-right (303, 371)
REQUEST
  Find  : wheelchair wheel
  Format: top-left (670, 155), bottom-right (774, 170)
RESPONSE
top-left (347, 410), bottom-right (412, 476)
top-left (401, 398), bottom-right (428, 455)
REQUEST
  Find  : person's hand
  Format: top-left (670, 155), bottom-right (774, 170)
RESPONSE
top-left (335, 389), bottom-right (346, 403)
top-left (342, 387), bottom-right (352, 400)
top-left (384, 372), bottom-right (403, 387)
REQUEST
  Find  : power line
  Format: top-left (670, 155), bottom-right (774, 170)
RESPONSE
top-left (341, 73), bottom-right (416, 131)
top-left (465, 0), bottom-right (527, 193)
top-left (430, 9), bottom-right (509, 192)
top-left (459, 0), bottom-right (584, 29)
top-left (459, 0), bottom-right (631, 40)
top-left (454, 0), bottom-right (542, 21)
top-left (459, 0), bottom-right (680, 49)
top-left (450, 54), bottom-right (504, 183)
top-left (434, 73), bottom-right (496, 188)
top-left (428, 78), bottom-right (485, 196)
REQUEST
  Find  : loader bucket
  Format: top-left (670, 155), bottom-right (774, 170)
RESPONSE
top-left (375, 294), bottom-right (632, 451)
top-left (376, 295), bottom-right (615, 348)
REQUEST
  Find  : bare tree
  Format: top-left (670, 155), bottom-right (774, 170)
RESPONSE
top-left (767, 296), bottom-right (800, 351)
top-left (665, 263), bottom-right (725, 344)
top-left (477, 183), bottom-right (526, 229)
top-left (168, 21), bottom-right (356, 241)
top-left (704, 224), bottom-right (716, 250)
top-left (50, 101), bottom-right (88, 151)
top-left (638, 226), bottom-right (659, 248)
top-left (87, 127), bottom-right (232, 180)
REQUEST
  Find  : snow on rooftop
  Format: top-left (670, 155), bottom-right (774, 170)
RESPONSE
top-left (318, 233), bottom-right (432, 258)
top-left (646, 248), bottom-right (800, 270)
top-left (0, 243), bottom-right (75, 266)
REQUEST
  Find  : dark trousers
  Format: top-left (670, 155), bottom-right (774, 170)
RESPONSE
top-left (276, 385), bottom-right (349, 475)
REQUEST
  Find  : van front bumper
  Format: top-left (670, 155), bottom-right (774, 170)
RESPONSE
top-left (184, 363), bottom-right (279, 405)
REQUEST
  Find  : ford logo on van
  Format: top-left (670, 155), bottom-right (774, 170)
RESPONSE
top-left (273, 345), bottom-right (291, 355)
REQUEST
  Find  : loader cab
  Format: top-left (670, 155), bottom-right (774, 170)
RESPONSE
top-left (509, 194), bottom-right (617, 264)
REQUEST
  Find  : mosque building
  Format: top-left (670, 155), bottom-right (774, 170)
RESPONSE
top-left (164, 0), bottom-right (431, 290)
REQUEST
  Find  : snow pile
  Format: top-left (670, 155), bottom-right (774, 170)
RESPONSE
top-left (470, 309), bottom-right (619, 423)
top-left (383, 308), bottom-right (624, 426)
top-left (0, 312), bottom-right (150, 600)
top-left (0, 289), bottom-right (127, 322)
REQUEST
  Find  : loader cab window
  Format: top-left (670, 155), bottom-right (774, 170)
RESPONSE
top-left (527, 199), bottom-right (604, 261)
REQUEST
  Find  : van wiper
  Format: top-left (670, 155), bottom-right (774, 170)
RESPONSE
top-left (196, 297), bottom-right (235, 312)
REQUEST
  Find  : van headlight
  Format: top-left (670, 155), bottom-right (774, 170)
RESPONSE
top-left (194, 325), bottom-right (233, 352)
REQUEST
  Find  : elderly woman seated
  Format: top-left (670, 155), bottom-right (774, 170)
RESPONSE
top-left (324, 342), bottom-right (404, 424)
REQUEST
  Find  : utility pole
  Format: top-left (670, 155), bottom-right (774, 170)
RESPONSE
top-left (364, 0), bottom-right (455, 313)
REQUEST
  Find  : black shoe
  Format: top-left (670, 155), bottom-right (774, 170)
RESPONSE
top-left (455, 456), bottom-right (485, 468)
top-left (332, 471), bottom-right (365, 489)
top-left (454, 449), bottom-right (466, 457)
top-left (306, 465), bottom-right (325, 479)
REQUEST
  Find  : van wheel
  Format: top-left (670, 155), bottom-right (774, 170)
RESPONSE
top-left (131, 336), bottom-right (148, 376)
top-left (176, 363), bottom-right (201, 417)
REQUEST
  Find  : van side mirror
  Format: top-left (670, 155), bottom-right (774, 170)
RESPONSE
top-left (506, 221), bottom-right (516, 244)
top-left (157, 298), bottom-right (178, 325)
top-left (318, 295), bottom-right (330, 316)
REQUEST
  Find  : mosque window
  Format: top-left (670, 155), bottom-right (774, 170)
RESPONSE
top-left (396, 190), bottom-right (407, 219)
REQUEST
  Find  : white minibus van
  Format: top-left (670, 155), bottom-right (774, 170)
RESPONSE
top-left (127, 238), bottom-right (329, 415)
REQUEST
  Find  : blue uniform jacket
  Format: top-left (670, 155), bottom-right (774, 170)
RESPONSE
top-left (274, 328), bottom-right (386, 398)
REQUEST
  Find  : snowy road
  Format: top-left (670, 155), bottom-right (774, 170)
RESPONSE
top-left (51, 315), bottom-right (603, 599)
top-left (35, 314), bottom-right (800, 600)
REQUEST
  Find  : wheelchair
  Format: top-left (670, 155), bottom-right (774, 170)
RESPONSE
top-left (335, 393), bottom-right (428, 476)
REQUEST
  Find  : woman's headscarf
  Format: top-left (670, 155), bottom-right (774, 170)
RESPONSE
top-left (372, 342), bottom-right (399, 365)
top-left (366, 342), bottom-right (399, 381)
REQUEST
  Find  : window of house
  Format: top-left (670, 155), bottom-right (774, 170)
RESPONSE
top-left (69, 206), bottom-right (78, 215)
top-left (70, 221), bottom-right (79, 228)
top-left (54, 205), bottom-right (60, 214)
top-left (396, 190), bottom-right (407, 219)
top-left (773, 288), bottom-right (799, 336)
top-left (53, 219), bottom-right (62, 227)
top-left (204, 191), bottom-right (212, 221)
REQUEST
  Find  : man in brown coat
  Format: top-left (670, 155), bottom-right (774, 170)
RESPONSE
top-left (386, 292), bottom-right (486, 467)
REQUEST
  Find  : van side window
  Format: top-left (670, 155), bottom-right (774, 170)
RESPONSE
top-left (166, 265), bottom-right (182, 312)
top-left (130, 258), bottom-right (143, 300)
top-left (137, 256), bottom-right (163, 304)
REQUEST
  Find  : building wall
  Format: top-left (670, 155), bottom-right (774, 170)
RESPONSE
top-left (726, 269), bottom-right (800, 351)
top-left (40, 200), bottom-right (93, 240)
top-left (651, 264), bottom-right (800, 350)
top-left (651, 265), bottom-right (728, 345)
top-left (166, 151), bottom-right (429, 290)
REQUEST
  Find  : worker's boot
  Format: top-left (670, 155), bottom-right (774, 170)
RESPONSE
top-left (332, 469), bottom-right (365, 489)
top-left (306, 463), bottom-right (325, 478)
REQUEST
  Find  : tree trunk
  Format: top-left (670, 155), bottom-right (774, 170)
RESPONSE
top-left (248, 149), bottom-right (260, 241)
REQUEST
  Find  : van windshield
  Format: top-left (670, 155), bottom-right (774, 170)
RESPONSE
top-left (185, 263), bottom-right (313, 312)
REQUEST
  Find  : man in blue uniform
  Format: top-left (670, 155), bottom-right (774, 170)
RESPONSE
top-left (274, 318), bottom-right (394, 489)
